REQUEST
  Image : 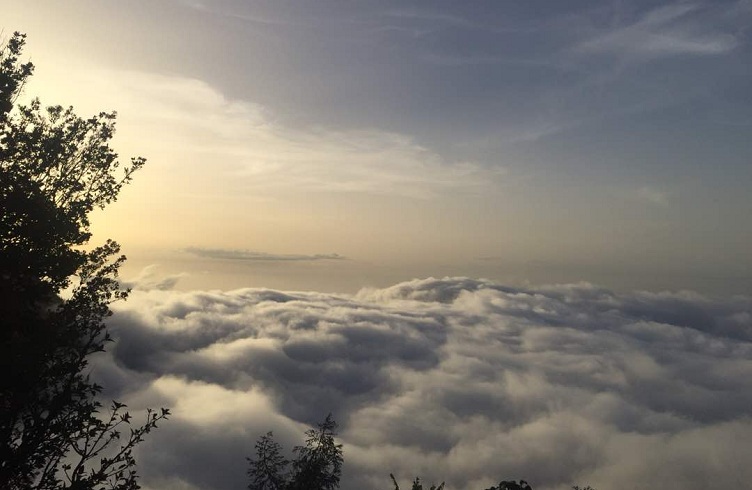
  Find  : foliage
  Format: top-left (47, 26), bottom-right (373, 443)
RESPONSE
top-left (0, 68), bottom-right (144, 292)
top-left (0, 31), bottom-right (33, 117)
top-left (390, 477), bottom-right (596, 490)
top-left (247, 414), bottom-right (343, 490)
top-left (390, 474), bottom-right (445, 490)
top-left (484, 481), bottom-right (532, 490)
top-left (247, 432), bottom-right (289, 490)
top-left (0, 31), bottom-right (166, 490)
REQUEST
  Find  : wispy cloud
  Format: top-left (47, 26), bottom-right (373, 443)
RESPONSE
top-left (171, 0), bottom-right (297, 26)
top-left (185, 247), bottom-right (345, 262)
top-left (422, 52), bottom-right (563, 68)
top-left (575, 3), bottom-right (740, 60)
top-left (634, 186), bottom-right (669, 206)
top-left (383, 9), bottom-right (481, 30)
top-left (35, 65), bottom-right (503, 200)
top-left (119, 265), bottom-right (187, 291)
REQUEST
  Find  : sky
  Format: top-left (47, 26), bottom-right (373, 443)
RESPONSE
top-left (4, 0), bottom-right (752, 295)
top-left (4, 1), bottom-right (752, 489)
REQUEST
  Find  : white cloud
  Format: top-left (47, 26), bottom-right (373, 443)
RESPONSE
top-left (98, 277), bottom-right (752, 490)
top-left (30, 64), bottom-right (503, 201)
top-left (145, 376), bottom-right (279, 427)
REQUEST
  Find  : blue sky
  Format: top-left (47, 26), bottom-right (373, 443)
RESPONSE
top-left (5, 0), bottom-right (752, 294)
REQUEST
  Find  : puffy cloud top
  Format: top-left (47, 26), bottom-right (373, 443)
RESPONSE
top-left (99, 277), bottom-right (752, 490)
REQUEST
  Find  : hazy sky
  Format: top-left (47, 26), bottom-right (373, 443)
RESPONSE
top-left (4, 0), bottom-right (752, 293)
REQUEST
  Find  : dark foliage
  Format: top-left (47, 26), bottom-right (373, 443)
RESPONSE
top-left (0, 31), bottom-right (167, 490)
top-left (0, 32), bottom-right (33, 117)
top-left (247, 414), bottom-right (343, 490)
top-left (391, 476), bottom-right (596, 490)
top-left (484, 481), bottom-right (532, 490)
top-left (247, 432), bottom-right (289, 490)
top-left (390, 474), bottom-right (445, 490)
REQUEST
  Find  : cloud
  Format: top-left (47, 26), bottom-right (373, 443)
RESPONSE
top-left (173, 0), bottom-right (304, 27)
top-left (184, 247), bottom-right (345, 262)
top-left (32, 64), bottom-right (503, 201)
top-left (97, 277), bottom-right (752, 490)
top-left (119, 265), bottom-right (187, 291)
top-left (633, 186), bottom-right (669, 206)
top-left (575, 3), bottom-right (740, 60)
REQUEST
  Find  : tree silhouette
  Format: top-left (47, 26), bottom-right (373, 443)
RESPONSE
top-left (484, 481), bottom-right (532, 490)
top-left (0, 32), bottom-right (167, 490)
top-left (247, 432), bottom-right (289, 490)
top-left (390, 474), bottom-right (445, 490)
top-left (248, 414), bottom-right (343, 490)
top-left (390, 476), bottom-right (596, 490)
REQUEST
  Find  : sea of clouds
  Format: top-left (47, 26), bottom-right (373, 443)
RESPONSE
top-left (97, 276), bottom-right (752, 490)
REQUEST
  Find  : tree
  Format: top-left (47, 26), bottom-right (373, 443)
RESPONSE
top-left (247, 432), bottom-right (289, 490)
top-left (0, 32), bottom-right (167, 490)
top-left (247, 414), bottom-right (343, 490)
top-left (390, 474), bottom-right (445, 490)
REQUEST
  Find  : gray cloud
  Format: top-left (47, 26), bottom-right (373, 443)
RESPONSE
top-left (98, 277), bottom-right (752, 490)
top-left (185, 247), bottom-right (345, 262)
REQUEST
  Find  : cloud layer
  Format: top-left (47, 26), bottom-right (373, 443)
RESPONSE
top-left (184, 247), bottom-right (345, 262)
top-left (97, 277), bottom-right (752, 490)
